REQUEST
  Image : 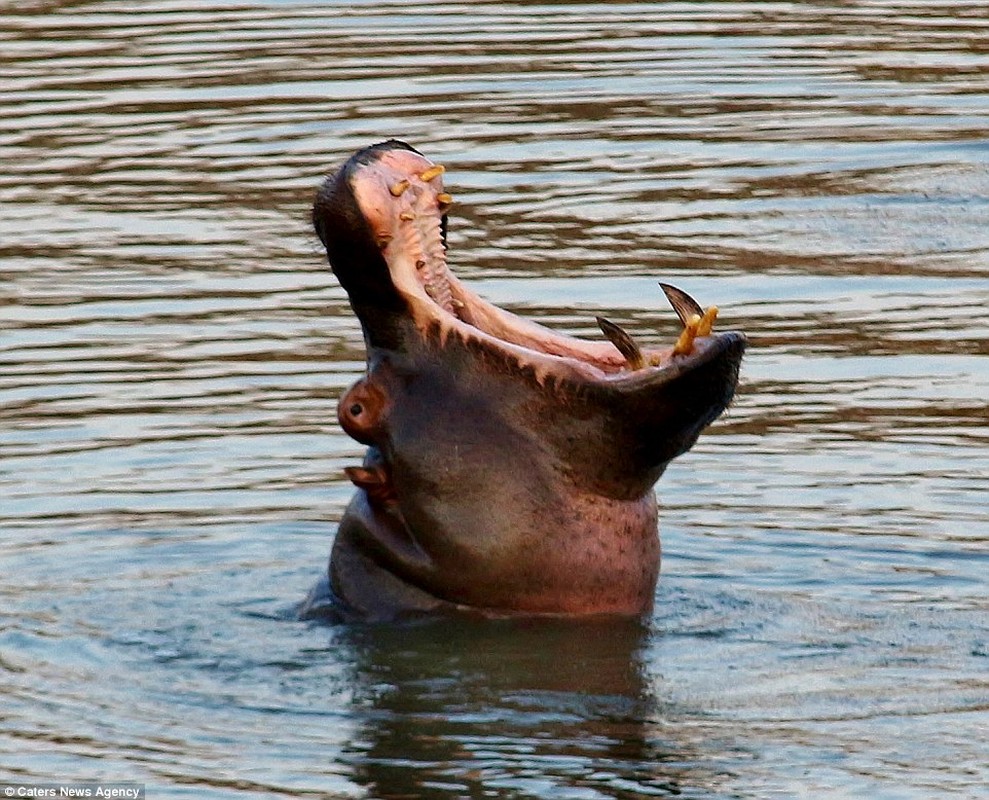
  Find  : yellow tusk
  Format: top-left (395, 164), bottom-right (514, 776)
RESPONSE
top-left (419, 165), bottom-right (445, 182)
top-left (696, 305), bottom-right (718, 337)
top-left (389, 179), bottom-right (410, 197)
top-left (399, 211), bottom-right (415, 221)
top-left (436, 192), bottom-right (453, 209)
top-left (673, 314), bottom-right (701, 356)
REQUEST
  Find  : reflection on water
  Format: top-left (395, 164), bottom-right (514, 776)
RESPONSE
top-left (339, 619), bottom-right (677, 799)
top-left (1, 1), bottom-right (987, 797)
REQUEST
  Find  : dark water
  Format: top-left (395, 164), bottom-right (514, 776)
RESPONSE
top-left (2, 1), bottom-right (987, 797)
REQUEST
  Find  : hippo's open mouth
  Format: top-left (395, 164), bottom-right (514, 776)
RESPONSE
top-left (308, 140), bottom-right (745, 620)
top-left (313, 140), bottom-right (744, 396)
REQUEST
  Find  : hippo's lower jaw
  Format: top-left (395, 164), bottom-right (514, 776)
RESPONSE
top-left (308, 140), bottom-right (745, 622)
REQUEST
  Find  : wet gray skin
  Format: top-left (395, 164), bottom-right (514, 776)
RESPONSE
top-left (304, 140), bottom-right (745, 622)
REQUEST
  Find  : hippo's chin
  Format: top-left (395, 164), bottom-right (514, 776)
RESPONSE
top-left (306, 140), bottom-right (745, 622)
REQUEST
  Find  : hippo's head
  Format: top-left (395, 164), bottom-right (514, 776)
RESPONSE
top-left (309, 140), bottom-right (745, 621)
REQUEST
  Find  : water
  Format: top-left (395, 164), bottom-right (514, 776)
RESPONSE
top-left (1, 1), bottom-right (987, 797)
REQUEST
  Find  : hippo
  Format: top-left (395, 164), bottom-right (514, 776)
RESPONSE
top-left (303, 140), bottom-right (745, 622)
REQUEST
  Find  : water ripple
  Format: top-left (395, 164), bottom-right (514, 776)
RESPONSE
top-left (1, 1), bottom-right (987, 797)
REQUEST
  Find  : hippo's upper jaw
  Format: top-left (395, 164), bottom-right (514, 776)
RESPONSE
top-left (310, 140), bottom-right (745, 622)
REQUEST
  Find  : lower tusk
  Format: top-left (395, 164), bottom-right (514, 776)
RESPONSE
top-left (596, 316), bottom-right (645, 371)
top-left (660, 282), bottom-right (704, 326)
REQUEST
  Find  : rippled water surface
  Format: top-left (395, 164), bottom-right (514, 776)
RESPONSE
top-left (2, 1), bottom-right (988, 797)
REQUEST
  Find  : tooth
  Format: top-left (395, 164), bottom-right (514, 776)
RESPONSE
top-left (436, 192), bottom-right (453, 210)
top-left (389, 179), bottom-right (410, 197)
top-left (673, 313), bottom-right (702, 356)
top-left (376, 233), bottom-right (393, 248)
top-left (399, 211), bottom-right (415, 221)
top-left (596, 316), bottom-right (645, 370)
top-left (660, 283), bottom-right (704, 327)
top-left (697, 306), bottom-right (718, 337)
top-left (419, 165), bottom-right (445, 182)
top-left (415, 259), bottom-right (426, 270)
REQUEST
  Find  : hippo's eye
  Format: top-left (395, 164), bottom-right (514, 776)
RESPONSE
top-left (350, 403), bottom-right (363, 416)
